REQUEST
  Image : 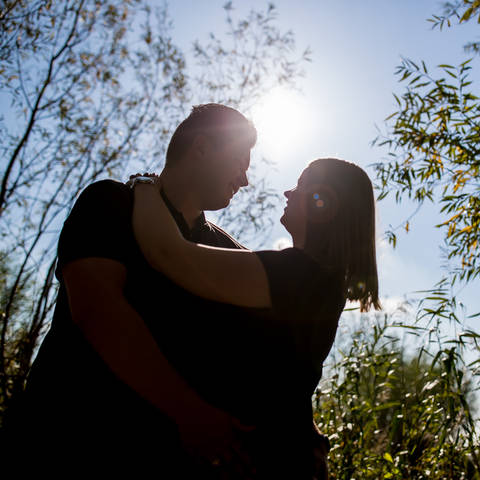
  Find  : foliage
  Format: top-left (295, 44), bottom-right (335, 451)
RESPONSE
top-left (326, 4), bottom-right (480, 476)
top-left (372, 1), bottom-right (480, 345)
top-left (0, 0), bottom-right (308, 418)
top-left (373, 55), bottom-right (480, 287)
top-left (0, 0), bottom-right (186, 420)
top-left (429, 1), bottom-right (480, 55)
top-left (314, 313), bottom-right (480, 479)
top-left (0, 254), bottom-right (33, 417)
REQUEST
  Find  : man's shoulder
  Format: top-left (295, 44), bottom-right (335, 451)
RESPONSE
top-left (81, 179), bottom-right (131, 198)
top-left (57, 179), bottom-right (136, 272)
top-left (73, 179), bottom-right (132, 211)
top-left (62, 179), bottom-right (133, 229)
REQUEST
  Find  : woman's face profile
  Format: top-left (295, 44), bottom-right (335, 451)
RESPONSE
top-left (281, 162), bottom-right (340, 245)
top-left (280, 169), bottom-right (309, 245)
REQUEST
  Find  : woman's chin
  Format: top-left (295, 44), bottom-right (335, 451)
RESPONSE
top-left (280, 214), bottom-right (290, 233)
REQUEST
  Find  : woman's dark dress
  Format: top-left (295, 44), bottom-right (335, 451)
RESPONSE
top-left (201, 247), bottom-right (346, 478)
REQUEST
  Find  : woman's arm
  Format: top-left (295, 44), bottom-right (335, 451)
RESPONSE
top-left (132, 183), bottom-right (271, 308)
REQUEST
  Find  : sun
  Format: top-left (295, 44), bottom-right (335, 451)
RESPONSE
top-left (251, 87), bottom-right (314, 160)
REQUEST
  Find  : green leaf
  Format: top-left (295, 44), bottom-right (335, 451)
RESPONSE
top-left (374, 401), bottom-right (401, 411)
top-left (460, 7), bottom-right (474, 23)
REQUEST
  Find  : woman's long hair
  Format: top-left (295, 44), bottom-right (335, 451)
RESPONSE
top-left (304, 158), bottom-right (380, 312)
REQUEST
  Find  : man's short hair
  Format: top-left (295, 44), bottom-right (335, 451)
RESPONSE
top-left (166, 103), bottom-right (257, 166)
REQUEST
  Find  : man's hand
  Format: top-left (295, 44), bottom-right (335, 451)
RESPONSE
top-left (177, 402), bottom-right (256, 477)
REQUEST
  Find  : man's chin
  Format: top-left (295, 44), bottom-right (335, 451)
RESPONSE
top-left (205, 198), bottom-right (231, 211)
top-left (219, 196), bottom-right (231, 209)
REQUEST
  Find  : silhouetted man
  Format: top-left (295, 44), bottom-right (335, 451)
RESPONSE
top-left (3, 104), bottom-right (256, 478)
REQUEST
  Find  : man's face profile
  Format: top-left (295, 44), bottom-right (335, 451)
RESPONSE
top-left (197, 136), bottom-right (251, 211)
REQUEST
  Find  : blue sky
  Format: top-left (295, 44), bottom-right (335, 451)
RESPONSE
top-left (4, 1), bottom-right (476, 328)
top-left (169, 0), bottom-right (480, 323)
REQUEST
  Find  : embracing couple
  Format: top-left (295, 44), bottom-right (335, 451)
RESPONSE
top-left (3, 104), bottom-right (380, 479)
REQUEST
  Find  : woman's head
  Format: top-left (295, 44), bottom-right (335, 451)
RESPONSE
top-left (282, 158), bottom-right (380, 312)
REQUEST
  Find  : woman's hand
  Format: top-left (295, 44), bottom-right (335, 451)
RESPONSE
top-left (126, 172), bottom-right (160, 188)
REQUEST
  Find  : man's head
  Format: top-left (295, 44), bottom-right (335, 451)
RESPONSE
top-left (165, 104), bottom-right (257, 210)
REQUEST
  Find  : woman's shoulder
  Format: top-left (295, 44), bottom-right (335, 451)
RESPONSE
top-left (256, 247), bottom-right (342, 279)
top-left (254, 247), bottom-right (345, 367)
top-left (256, 247), bottom-right (345, 310)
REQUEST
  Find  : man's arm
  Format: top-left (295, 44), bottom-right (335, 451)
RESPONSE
top-left (63, 257), bottom-right (195, 416)
top-left (63, 256), bottom-right (245, 458)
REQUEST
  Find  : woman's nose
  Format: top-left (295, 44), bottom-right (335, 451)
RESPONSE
top-left (284, 190), bottom-right (291, 199)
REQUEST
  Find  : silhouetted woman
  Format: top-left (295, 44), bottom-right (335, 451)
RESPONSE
top-left (131, 157), bottom-right (381, 479)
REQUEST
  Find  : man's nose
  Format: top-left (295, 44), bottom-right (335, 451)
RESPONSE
top-left (284, 190), bottom-right (291, 199)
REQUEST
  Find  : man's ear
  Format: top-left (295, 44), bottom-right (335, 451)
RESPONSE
top-left (191, 134), bottom-right (210, 159)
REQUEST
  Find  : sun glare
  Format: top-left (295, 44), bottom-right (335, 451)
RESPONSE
top-left (251, 87), bottom-right (314, 160)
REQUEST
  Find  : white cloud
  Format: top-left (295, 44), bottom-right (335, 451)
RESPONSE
top-left (272, 236), bottom-right (293, 250)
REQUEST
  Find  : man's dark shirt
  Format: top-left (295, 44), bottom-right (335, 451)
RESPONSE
top-left (8, 180), bottom-right (248, 473)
